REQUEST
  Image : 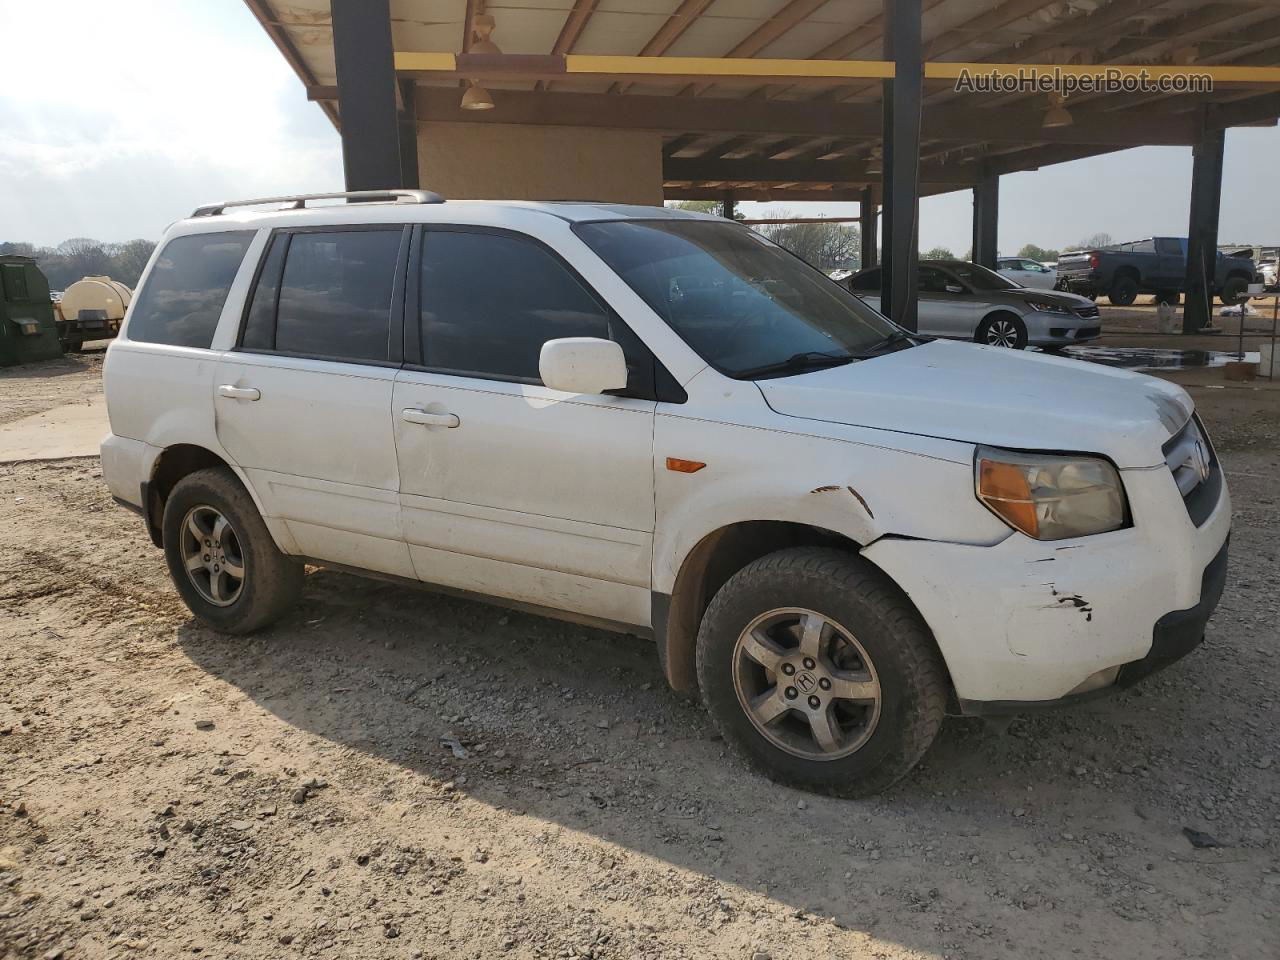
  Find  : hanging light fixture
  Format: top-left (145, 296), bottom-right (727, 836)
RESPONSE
top-left (1043, 92), bottom-right (1074, 129)
top-left (461, 79), bottom-right (495, 110)
top-left (460, 11), bottom-right (500, 110)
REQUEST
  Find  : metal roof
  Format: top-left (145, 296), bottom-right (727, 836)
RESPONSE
top-left (245, 0), bottom-right (1280, 201)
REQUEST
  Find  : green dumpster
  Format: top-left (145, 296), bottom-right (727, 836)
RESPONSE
top-left (0, 256), bottom-right (63, 367)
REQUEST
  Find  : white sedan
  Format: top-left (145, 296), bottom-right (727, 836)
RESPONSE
top-left (997, 257), bottom-right (1057, 290)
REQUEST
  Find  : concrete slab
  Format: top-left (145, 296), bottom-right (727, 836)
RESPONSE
top-left (0, 397), bottom-right (109, 463)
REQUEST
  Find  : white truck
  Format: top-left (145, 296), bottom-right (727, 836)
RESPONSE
top-left (101, 192), bottom-right (1230, 796)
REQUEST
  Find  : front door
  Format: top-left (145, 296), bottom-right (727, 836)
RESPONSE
top-left (215, 226), bottom-right (414, 578)
top-left (391, 226), bottom-right (656, 627)
top-left (916, 265), bottom-right (985, 339)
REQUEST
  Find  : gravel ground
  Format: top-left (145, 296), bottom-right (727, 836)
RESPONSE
top-left (1, 350), bottom-right (1277, 960)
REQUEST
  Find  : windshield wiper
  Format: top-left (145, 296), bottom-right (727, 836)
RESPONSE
top-left (854, 329), bottom-right (918, 357)
top-left (733, 350), bottom-right (855, 380)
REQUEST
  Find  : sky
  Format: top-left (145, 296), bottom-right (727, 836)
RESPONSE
top-left (1, 0), bottom-right (1277, 255)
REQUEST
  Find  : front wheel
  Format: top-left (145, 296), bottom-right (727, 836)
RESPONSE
top-left (162, 467), bottom-right (303, 633)
top-left (695, 548), bottom-right (947, 797)
top-left (1219, 276), bottom-right (1249, 306)
top-left (975, 313), bottom-right (1028, 349)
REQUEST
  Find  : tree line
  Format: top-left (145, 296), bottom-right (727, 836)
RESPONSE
top-left (0, 238), bottom-right (157, 293)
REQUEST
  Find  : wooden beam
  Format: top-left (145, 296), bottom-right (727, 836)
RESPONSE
top-left (1209, 91), bottom-right (1280, 128)
top-left (241, 0), bottom-right (338, 128)
top-left (398, 52), bottom-right (897, 85)
top-left (664, 186), bottom-right (872, 202)
top-left (683, 0), bottom-right (829, 97)
top-left (612, 0), bottom-right (715, 94)
top-left (539, 0), bottom-right (599, 92)
top-left (664, 157), bottom-right (975, 185)
top-left (410, 86), bottom-right (1206, 146)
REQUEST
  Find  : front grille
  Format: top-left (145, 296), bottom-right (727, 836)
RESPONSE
top-left (1074, 305), bottom-right (1101, 320)
top-left (1163, 415), bottom-right (1222, 526)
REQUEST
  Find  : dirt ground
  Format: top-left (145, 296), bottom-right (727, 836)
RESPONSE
top-left (2, 334), bottom-right (1278, 960)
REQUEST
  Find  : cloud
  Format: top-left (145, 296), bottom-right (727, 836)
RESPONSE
top-left (0, 0), bottom-right (341, 245)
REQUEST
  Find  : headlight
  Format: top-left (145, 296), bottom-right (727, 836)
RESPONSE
top-left (975, 446), bottom-right (1128, 540)
top-left (1025, 300), bottom-right (1072, 315)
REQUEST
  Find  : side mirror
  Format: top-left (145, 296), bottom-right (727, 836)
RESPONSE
top-left (945, 283), bottom-right (965, 294)
top-left (539, 337), bottom-right (628, 395)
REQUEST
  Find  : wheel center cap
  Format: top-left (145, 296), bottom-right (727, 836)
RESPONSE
top-left (794, 671), bottom-right (818, 695)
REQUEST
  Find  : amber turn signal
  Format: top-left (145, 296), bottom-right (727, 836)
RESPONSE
top-left (976, 457), bottom-right (1039, 538)
top-left (666, 457), bottom-right (706, 474)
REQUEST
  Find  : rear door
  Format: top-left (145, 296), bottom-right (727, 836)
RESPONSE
top-left (390, 225), bottom-right (658, 628)
top-left (214, 225), bottom-right (414, 578)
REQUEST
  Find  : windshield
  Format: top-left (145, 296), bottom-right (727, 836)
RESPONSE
top-left (574, 219), bottom-right (899, 378)
top-left (943, 262), bottom-right (1020, 291)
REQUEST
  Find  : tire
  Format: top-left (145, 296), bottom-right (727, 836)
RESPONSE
top-left (1218, 276), bottom-right (1249, 306)
top-left (63, 340), bottom-right (84, 353)
top-left (1108, 275), bottom-right (1139, 306)
top-left (161, 466), bottom-right (303, 633)
top-left (695, 547), bottom-right (947, 797)
top-left (975, 312), bottom-right (1028, 349)
top-left (1155, 290), bottom-right (1180, 306)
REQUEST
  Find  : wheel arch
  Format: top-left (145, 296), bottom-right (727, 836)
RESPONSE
top-left (143, 444), bottom-right (270, 549)
top-left (656, 521), bottom-right (864, 693)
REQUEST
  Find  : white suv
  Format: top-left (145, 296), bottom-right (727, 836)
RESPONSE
top-left (101, 192), bottom-right (1231, 796)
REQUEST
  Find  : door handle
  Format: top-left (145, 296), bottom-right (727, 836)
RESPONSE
top-left (217, 384), bottom-right (260, 401)
top-left (401, 408), bottom-right (460, 428)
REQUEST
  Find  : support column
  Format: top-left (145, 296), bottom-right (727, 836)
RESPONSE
top-left (1183, 126), bottom-right (1225, 333)
top-left (881, 0), bottom-right (923, 330)
top-left (722, 190), bottom-right (737, 221)
top-left (397, 79), bottom-right (421, 190)
top-left (859, 186), bottom-right (878, 271)
top-left (971, 168), bottom-right (999, 269)
top-left (331, 0), bottom-right (403, 191)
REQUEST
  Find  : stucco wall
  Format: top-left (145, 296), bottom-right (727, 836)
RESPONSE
top-left (417, 122), bottom-right (663, 204)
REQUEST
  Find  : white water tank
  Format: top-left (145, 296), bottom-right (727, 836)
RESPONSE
top-left (60, 276), bottom-right (132, 322)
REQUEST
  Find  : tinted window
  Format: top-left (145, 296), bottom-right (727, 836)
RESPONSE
top-left (273, 230), bottom-right (400, 362)
top-left (918, 266), bottom-right (950, 293)
top-left (1131, 239), bottom-right (1156, 254)
top-left (419, 230), bottom-right (611, 381)
top-left (948, 262), bottom-right (1018, 291)
top-left (127, 232), bottom-right (253, 347)
top-left (847, 267), bottom-right (881, 292)
top-left (240, 234), bottom-right (287, 351)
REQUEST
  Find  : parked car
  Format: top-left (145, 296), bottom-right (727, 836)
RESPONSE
top-left (846, 260), bottom-right (1101, 350)
top-left (1056, 237), bottom-right (1259, 306)
top-left (101, 193), bottom-right (1230, 797)
top-left (997, 256), bottom-right (1057, 289)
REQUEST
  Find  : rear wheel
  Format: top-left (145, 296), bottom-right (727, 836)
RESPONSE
top-left (162, 467), bottom-right (303, 633)
top-left (975, 312), bottom-right (1028, 349)
top-left (1155, 290), bottom-right (1180, 306)
top-left (1219, 276), bottom-right (1249, 306)
top-left (1108, 275), bottom-right (1139, 306)
top-left (696, 548), bottom-right (947, 797)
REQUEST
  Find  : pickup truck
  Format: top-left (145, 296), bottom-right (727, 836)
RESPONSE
top-left (1056, 237), bottom-right (1258, 307)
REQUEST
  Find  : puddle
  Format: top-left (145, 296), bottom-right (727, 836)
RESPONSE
top-left (1058, 346), bottom-right (1262, 371)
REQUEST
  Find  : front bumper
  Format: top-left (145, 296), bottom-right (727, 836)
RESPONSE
top-left (862, 460), bottom-right (1231, 707)
top-left (1023, 309), bottom-right (1102, 346)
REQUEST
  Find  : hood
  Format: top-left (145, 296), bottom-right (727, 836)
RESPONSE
top-left (1001, 287), bottom-right (1095, 309)
top-left (757, 340), bottom-right (1192, 468)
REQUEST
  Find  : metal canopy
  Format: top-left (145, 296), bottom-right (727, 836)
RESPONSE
top-left (246, 0), bottom-right (1280, 202)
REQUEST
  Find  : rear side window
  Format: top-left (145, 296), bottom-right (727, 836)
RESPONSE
top-left (272, 230), bottom-right (402, 363)
top-left (127, 232), bottom-right (253, 347)
top-left (418, 230), bottom-right (611, 381)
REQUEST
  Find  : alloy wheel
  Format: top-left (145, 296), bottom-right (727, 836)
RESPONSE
top-left (731, 607), bottom-right (882, 761)
top-left (985, 319), bottom-right (1020, 347)
top-left (180, 505), bottom-right (245, 607)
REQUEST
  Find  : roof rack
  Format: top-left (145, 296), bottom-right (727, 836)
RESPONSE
top-left (190, 189), bottom-right (445, 218)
